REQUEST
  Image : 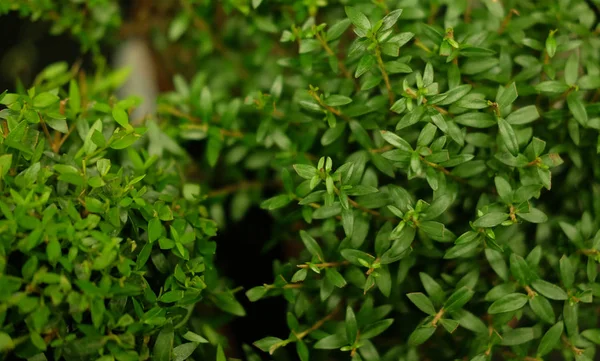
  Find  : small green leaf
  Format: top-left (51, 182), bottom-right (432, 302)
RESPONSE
top-left (500, 327), bottom-right (535, 346)
top-left (444, 287), bottom-right (474, 312)
top-left (246, 286), bottom-right (268, 302)
top-left (473, 212), bottom-right (509, 228)
top-left (408, 325), bottom-right (436, 346)
top-left (581, 329), bottom-right (600, 344)
top-left (498, 117), bottom-right (519, 156)
top-left (537, 322), bottom-right (563, 356)
top-left (325, 95), bottom-right (353, 106)
top-left (112, 107), bottom-right (130, 128)
top-left (531, 279), bottom-right (567, 300)
top-left (69, 79), bottom-right (81, 113)
top-left (345, 6), bottom-right (371, 30)
top-left (488, 293), bottom-right (528, 314)
top-left (407, 293), bottom-right (436, 315)
top-left (560, 255), bottom-right (575, 289)
top-left (497, 83), bottom-right (518, 108)
top-left (422, 195), bottom-right (452, 221)
top-left (346, 306), bottom-right (358, 344)
top-left (33, 92), bottom-right (59, 108)
top-left (260, 194), bottom-right (291, 210)
top-left (314, 334), bottom-right (346, 349)
top-left (300, 230), bottom-right (324, 262)
top-left (567, 92), bottom-right (588, 126)
top-left (294, 164), bottom-right (318, 179)
top-left (168, 13), bottom-right (190, 41)
top-left (153, 324), bottom-right (174, 361)
top-left (506, 105), bottom-right (540, 125)
top-left (355, 54), bottom-right (376, 78)
top-left (327, 19), bottom-right (351, 41)
top-left (361, 319), bottom-right (394, 339)
top-left (173, 342), bottom-right (199, 361)
top-left (529, 295), bottom-right (556, 324)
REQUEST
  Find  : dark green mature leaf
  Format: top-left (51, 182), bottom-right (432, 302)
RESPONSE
top-left (153, 324), bottom-right (174, 361)
top-left (361, 319), bottom-right (394, 339)
top-left (173, 342), bottom-right (199, 361)
top-left (488, 293), bottom-right (528, 314)
top-left (422, 195), bottom-right (452, 220)
top-left (498, 118), bottom-right (519, 156)
top-left (327, 19), bottom-right (351, 41)
top-left (581, 329), bottom-right (600, 344)
top-left (531, 279), bottom-right (567, 300)
top-left (443, 287), bottom-right (474, 312)
top-left (314, 334), bottom-right (346, 349)
top-left (567, 92), bottom-right (588, 126)
top-left (407, 293), bottom-right (436, 315)
top-left (497, 83), bottom-right (518, 108)
top-left (408, 325), bottom-right (436, 346)
top-left (380, 9), bottom-right (403, 32)
top-left (346, 306), bottom-right (358, 344)
top-left (473, 212), bottom-right (509, 228)
top-left (560, 255), bottom-right (574, 289)
top-left (355, 55), bottom-right (376, 78)
top-left (529, 295), bottom-right (556, 324)
top-left (500, 327), bottom-right (536, 346)
top-left (345, 6), bottom-right (371, 30)
top-left (300, 231), bottom-right (324, 261)
top-left (537, 322), bottom-right (563, 356)
top-left (506, 105), bottom-right (539, 125)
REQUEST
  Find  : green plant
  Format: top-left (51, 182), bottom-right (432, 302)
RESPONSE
top-left (0, 64), bottom-right (244, 360)
top-left (2, 0), bottom-right (600, 361)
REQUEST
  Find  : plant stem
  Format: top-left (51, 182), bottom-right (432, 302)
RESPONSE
top-left (158, 104), bottom-right (244, 138)
top-left (369, 145), bottom-right (394, 153)
top-left (420, 157), bottom-right (467, 184)
top-left (297, 261), bottom-right (349, 269)
top-left (315, 32), bottom-right (359, 90)
top-left (432, 308), bottom-right (445, 326)
top-left (375, 47), bottom-right (395, 106)
top-left (206, 180), bottom-right (266, 198)
top-left (561, 334), bottom-right (584, 355)
top-left (295, 307), bottom-right (339, 340)
top-left (37, 112), bottom-right (54, 149)
top-left (524, 285), bottom-right (537, 298)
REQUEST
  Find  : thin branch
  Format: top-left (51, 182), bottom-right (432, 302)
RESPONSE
top-left (297, 261), bottom-right (349, 269)
top-left (420, 157), bottom-right (468, 184)
top-left (158, 104), bottom-right (244, 138)
top-left (432, 308), bottom-right (445, 326)
top-left (206, 180), bottom-right (265, 198)
top-left (295, 306), bottom-right (340, 340)
top-left (37, 112), bottom-right (54, 150)
top-left (315, 32), bottom-right (359, 90)
top-left (375, 47), bottom-right (395, 106)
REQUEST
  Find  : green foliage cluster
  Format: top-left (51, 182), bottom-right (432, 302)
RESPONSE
top-left (2, 0), bottom-right (600, 361)
top-left (0, 65), bottom-right (242, 359)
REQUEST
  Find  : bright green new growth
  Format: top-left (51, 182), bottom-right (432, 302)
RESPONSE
top-left (2, 0), bottom-right (600, 361)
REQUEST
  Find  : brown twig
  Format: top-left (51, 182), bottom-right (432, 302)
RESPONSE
top-left (432, 308), bottom-right (445, 326)
top-left (370, 145), bottom-right (394, 153)
top-left (314, 32), bottom-right (359, 90)
top-left (297, 261), bottom-right (350, 269)
top-left (295, 306), bottom-right (340, 340)
top-left (498, 9), bottom-right (520, 35)
top-left (420, 157), bottom-right (468, 184)
top-left (206, 180), bottom-right (267, 198)
top-left (375, 48), bottom-right (395, 106)
top-left (37, 112), bottom-right (54, 150)
top-left (158, 104), bottom-right (244, 138)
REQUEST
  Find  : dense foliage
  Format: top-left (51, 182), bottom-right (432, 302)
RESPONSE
top-left (2, 0), bottom-right (600, 361)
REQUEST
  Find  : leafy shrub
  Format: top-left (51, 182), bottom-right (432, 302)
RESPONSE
top-left (2, 0), bottom-right (600, 361)
top-left (0, 65), bottom-right (242, 360)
